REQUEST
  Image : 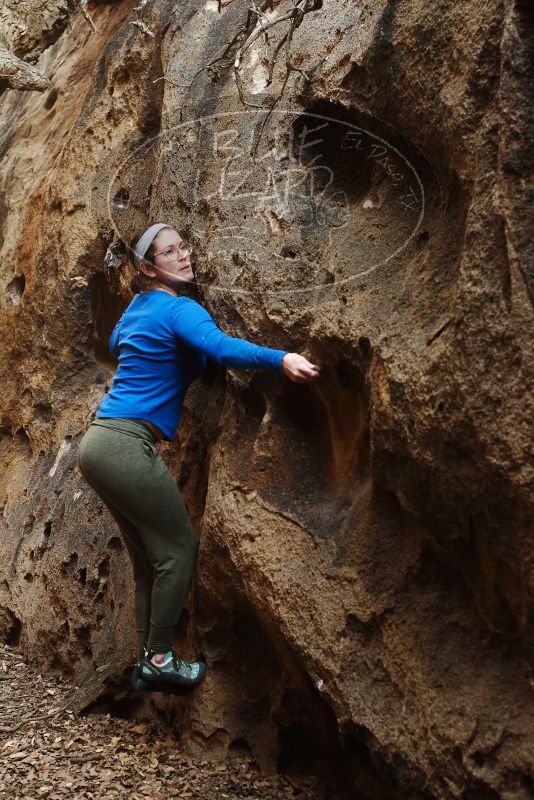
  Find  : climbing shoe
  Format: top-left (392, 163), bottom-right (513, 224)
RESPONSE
top-left (129, 661), bottom-right (197, 695)
top-left (139, 648), bottom-right (206, 689)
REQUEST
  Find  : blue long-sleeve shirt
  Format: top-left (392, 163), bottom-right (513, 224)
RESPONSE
top-left (95, 289), bottom-right (289, 441)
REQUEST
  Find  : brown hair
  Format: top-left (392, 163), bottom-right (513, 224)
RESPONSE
top-left (128, 228), bottom-right (158, 294)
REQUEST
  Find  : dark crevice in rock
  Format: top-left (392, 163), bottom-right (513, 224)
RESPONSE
top-left (292, 105), bottom-right (374, 206)
top-left (286, 98), bottom-right (456, 301)
top-left (44, 87), bottom-right (58, 109)
top-left (108, 535), bottom-right (123, 551)
top-left (88, 271), bottom-right (126, 372)
top-left (74, 624), bottom-right (93, 658)
top-left (192, 586), bottom-right (430, 800)
top-left (15, 426), bottom-right (32, 456)
top-left (6, 273), bottom-right (25, 304)
top-left (61, 551), bottom-right (78, 575)
top-left (0, 607), bottom-right (22, 645)
top-left (82, 692), bottom-right (145, 720)
top-left (228, 736), bottom-right (253, 758)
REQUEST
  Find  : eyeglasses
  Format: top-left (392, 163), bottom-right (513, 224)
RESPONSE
top-left (153, 241), bottom-right (193, 261)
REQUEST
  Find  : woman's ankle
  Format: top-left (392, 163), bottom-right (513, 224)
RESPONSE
top-left (149, 650), bottom-right (169, 664)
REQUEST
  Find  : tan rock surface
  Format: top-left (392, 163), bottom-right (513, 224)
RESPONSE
top-left (0, 1), bottom-right (532, 798)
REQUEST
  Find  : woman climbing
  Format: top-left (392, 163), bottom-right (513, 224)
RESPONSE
top-left (77, 223), bottom-right (320, 694)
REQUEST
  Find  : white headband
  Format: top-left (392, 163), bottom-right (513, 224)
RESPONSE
top-left (133, 222), bottom-right (172, 271)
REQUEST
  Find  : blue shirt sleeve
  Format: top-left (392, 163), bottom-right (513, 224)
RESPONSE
top-left (171, 298), bottom-right (288, 372)
top-left (109, 318), bottom-right (122, 358)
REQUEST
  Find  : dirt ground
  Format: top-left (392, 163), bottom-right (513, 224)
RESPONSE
top-left (0, 644), bottom-right (325, 800)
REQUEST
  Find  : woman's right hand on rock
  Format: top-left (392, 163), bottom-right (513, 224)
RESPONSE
top-left (281, 353), bottom-right (320, 383)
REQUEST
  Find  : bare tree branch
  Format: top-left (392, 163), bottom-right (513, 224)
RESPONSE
top-left (0, 0), bottom-right (74, 91)
top-left (80, 0), bottom-right (98, 33)
top-left (130, 19), bottom-right (155, 38)
top-left (154, 0), bottom-right (318, 155)
top-left (0, 43), bottom-right (50, 90)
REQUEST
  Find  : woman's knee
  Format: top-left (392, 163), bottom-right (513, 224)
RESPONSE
top-left (155, 535), bottom-right (198, 576)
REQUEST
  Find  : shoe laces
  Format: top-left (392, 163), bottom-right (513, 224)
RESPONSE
top-left (145, 648), bottom-right (195, 675)
top-left (170, 649), bottom-right (193, 673)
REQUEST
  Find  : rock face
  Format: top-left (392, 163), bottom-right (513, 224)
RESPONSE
top-left (0, 1), bottom-right (532, 798)
top-left (0, 0), bottom-right (74, 91)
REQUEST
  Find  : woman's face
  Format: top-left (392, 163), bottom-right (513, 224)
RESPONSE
top-left (143, 228), bottom-right (194, 287)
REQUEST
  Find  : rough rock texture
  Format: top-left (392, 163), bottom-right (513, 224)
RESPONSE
top-left (0, 0), bottom-right (75, 91)
top-left (0, 1), bottom-right (532, 799)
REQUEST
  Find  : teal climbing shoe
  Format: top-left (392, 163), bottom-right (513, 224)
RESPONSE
top-left (130, 661), bottom-right (197, 695)
top-left (139, 648), bottom-right (206, 689)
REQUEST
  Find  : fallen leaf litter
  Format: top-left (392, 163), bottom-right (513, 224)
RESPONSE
top-left (0, 644), bottom-right (324, 799)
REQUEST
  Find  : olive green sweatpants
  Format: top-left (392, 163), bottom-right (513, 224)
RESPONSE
top-left (77, 418), bottom-right (199, 660)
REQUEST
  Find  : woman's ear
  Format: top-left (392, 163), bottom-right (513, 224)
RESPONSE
top-left (140, 259), bottom-right (155, 279)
